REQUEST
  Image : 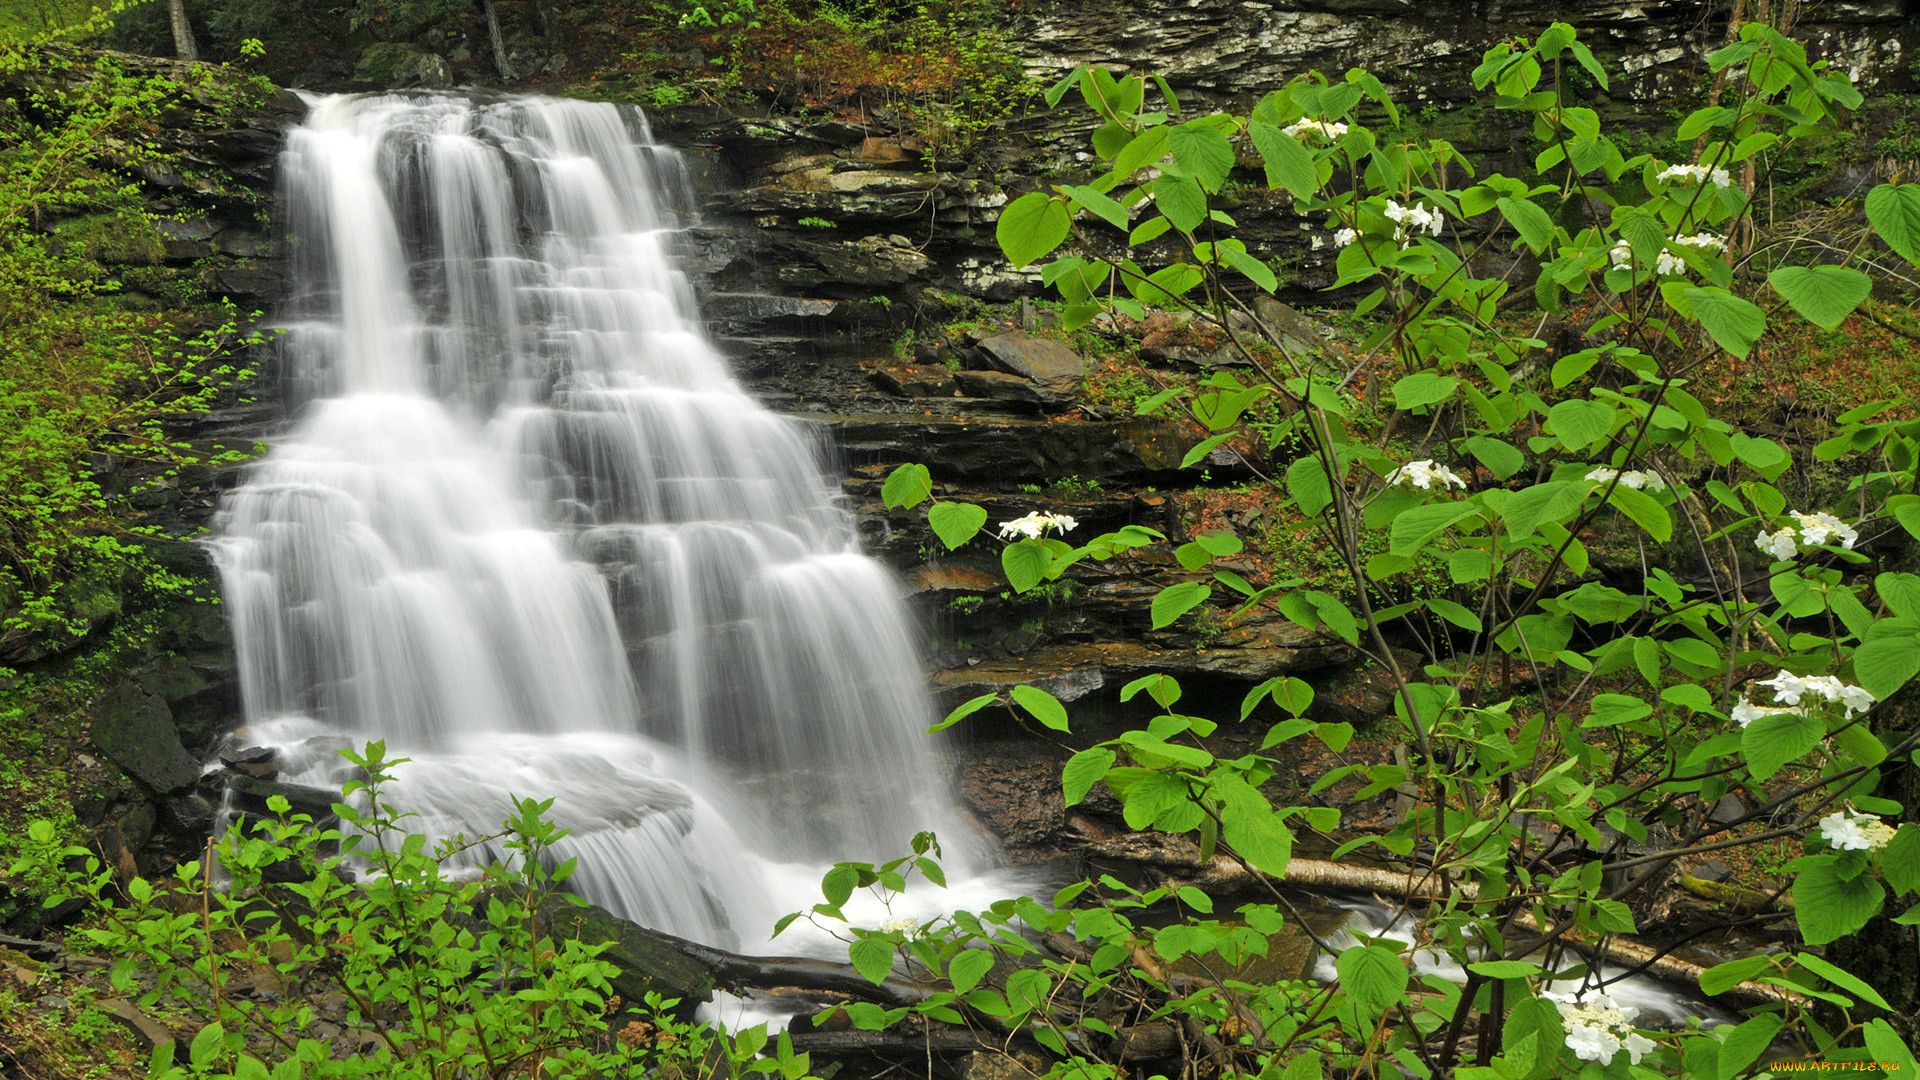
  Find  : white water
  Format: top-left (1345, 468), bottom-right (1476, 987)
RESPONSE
top-left (213, 92), bottom-right (992, 950)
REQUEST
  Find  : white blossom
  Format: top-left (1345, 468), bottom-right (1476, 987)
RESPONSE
top-left (1755, 527), bottom-right (1798, 561)
top-left (1656, 162), bottom-right (1732, 187)
top-left (997, 512), bottom-right (1079, 540)
top-left (1791, 510), bottom-right (1858, 550)
top-left (1609, 238), bottom-right (1634, 270)
top-left (1655, 249), bottom-right (1687, 276)
top-left (1754, 669), bottom-right (1875, 716)
top-left (1332, 226), bottom-right (1358, 247)
top-left (1283, 119), bottom-right (1349, 139)
top-left (1543, 991), bottom-right (1648, 1066)
top-left (1676, 232), bottom-right (1726, 252)
top-left (1818, 809), bottom-right (1896, 852)
top-left (1384, 199), bottom-right (1444, 243)
top-left (877, 917), bottom-right (921, 935)
top-left (1730, 695), bottom-right (1799, 728)
top-left (1385, 459), bottom-right (1467, 490)
top-left (1586, 467), bottom-right (1667, 492)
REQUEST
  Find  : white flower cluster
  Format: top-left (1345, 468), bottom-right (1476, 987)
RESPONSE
top-left (997, 512), bottom-right (1079, 540)
top-left (1542, 991), bottom-right (1656, 1066)
top-left (1754, 510), bottom-right (1859, 561)
top-left (877, 916), bottom-right (921, 935)
top-left (1655, 162), bottom-right (1732, 187)
top-left (1610, 233), bottom-right (1725, 277)
top-left (1384, 199), bottom-right (1444, 243)
top-left (1818, 809), bottom-right (1897, 852)
top-left (1332, 226), bottom-right (1359, 247)
top-left (1732, 668), bottom-right (1875, 729)
top-left (1757, 669), bottom-right (1875, 715)
top-left (1283, 119), bottom-right (1349, 139)
top-left (1585, 466), bottom-right (1667, 492)
top-left (1385, 460), bottom-right (1467, 490)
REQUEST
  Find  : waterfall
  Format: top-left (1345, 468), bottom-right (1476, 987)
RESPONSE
top-left (212, 92), bottom-right (982, 948)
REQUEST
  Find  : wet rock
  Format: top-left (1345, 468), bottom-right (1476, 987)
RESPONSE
top-left (353, 43), bottom-right (453, 88)
top-left (220, 746), bottom-right (279, 779)
top-left (104, 999), bottom-right (184, 1058)
top-left (953, 369), bottom-right (1059, 409)
top-left (828, 414), bottom-right (1196, 482)
top-left (90, 682), bottom-right (200, 795)
top-left (976, 332), bottom-right (1084, 398)
top-left (961, 751), bottom-right (1069, 846)
top-left (870, 363), bottom-right (956, 398)
top-left (537, 899), bottom-right (717, 1014)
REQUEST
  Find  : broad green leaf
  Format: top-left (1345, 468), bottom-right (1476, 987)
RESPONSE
top-left (1683, 286), bottom-right (1767, 357)
top-left (1336, 945), bottom-right (1408, 1011)
top-left (947, 948), bottom-right (994, 993)
top-left (933, 687), bottom-right (1006, 730)
top-left (1853, 633), bottom-right (1920, 699)
top-left (1287, 455), bottom-right (1333, 516)
top-left (1607, 485), bottom-right (1673, 541)
top-left (1154, 175), bottom-right (1207, 233)
top-left (1866, 182), bottom-right (1920, 265)
top-left (190, 1023), bottom-right (225, 1070)
top-left (881, 463), bottom-right (932, 509)
top-left (1389, 501), bottom-right (1482, 557)
top-left (996, 192), bottom-right (1071, 268)
top-left (1794, 862), bottom-right (1885, 945)
top-left (1168, 120), bottom-right (1235, 192)
top-left (1863, 1019), bottom-right (1920, 1080)
top-left (1740, 708), bottom-right (1822, 780)
top-left (1699, 955), bottom-right (1772, 996)
top-left (1392, 372), bottom-right (1458, 409)
top-left (1884, 824), bottom-right (1920, 896)
top-left (1151, 581), bottom-right (1213, 629)
top-left (849, 935), bottom-right (896, 984)
top-left (1547, 398), bottom-right (1614, 451)
top-left (1768, 265), bottom-right (1872, 330)
top-left (1002, 539), bottom-right (1053, 593)
top-left (1496, 195), bottom-right (1554, 253)
top-left (1010, 684), bottom-right (1070, 732)
top-left (1464, 435), bottom-right (1523, 479)
top-left (1247, 121), bottom-right (1318, 200)
top-left (1062, 747), bottom-right (1116, 806)
top-left (1793, 953), bottom-right (1890, 1009)
top-left (1065, 184), bottom-right (1130, 231)
top-left (1715, 1015), bottom-right (1784, 1080)
top-left (927, 502), bottom-right (987, 550)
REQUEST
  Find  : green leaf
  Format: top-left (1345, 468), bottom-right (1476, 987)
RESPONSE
top-left (1684, 286), bottom-right (1767, 357)
top-left (1247, 121), bottom-right (1318, 200)
top-left (1547, 398), bottom-right (1614, 452)
top-left (1466, 960), bottom-right (1543, 979)
top-left (881, 463), bottom-right (932, 509)
top-left (1065, 184), bottom-right (1130, 231)
top-left (1699, 955), bottom-right (1773, 996)
top-left (1335, 945), bottom-right (1408, 1011)
top-left (1883, 824), bottom-right (1920, 896)
top-left (1863, 1019), bottom-right (1920, 1080)
top-left (1866, 183), bottom-right (1920, 265)
top-left (1151, 581), bottom-right (1213, 629)
top-left (1002, 539), bottom-right (1053, 593)
top-left (1062, 747), bottom-right (1116, 806)
top-left (1463, 435), bottom-right (1524, 479)
top-left (1794, 862), bottom-right (1885, 945)
top-left (1607, 485), bottom-right (1673, 541)
top-left (1496, 195), bottom-right (1554, 254)
top-left (1716, 1015), bottom-right (1784, 1080)
top-left (1389, 502), bottom-right (1482, 557)
top-left (1391, 372), bottom-right (1458, 410)
top-left (929, 692), bottom-right (999, 733)
top-left (997, 192), bottom-right (1071, 268)
top-left (1168, 121), bottom-right (1235, 192)
top-left (1010, 684), bottom-right (1070, 732)
top-left (1501, 997), bottom-right (1563, 1080)
top-left (927, 502), bottom-right (988, 550)
top-left (1741, 709), bottom-right (1823, 780)
top-left (1852, 633), bottom-right (1920, 699)
top-left (1287, 455), bottom-right (1333, 515)
top-left (1794, 953), bottom-right (1891, 1010)
top-left (849, 936), bottom-right (896, 984)
top-left (1154, 175), bottom-right (1207, 233)
top-left (1768, 265), bottom-right (1872, 330)
top-left (1220, 245), bottom-right (1278, 292)
top-left (190, 1023), bottom-right (226, 1070)
top-left (947, 948), bottom-right (994, 994)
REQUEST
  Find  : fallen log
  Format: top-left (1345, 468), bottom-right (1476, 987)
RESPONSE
top-left (1086, 836), bottom-right (1806, 1012)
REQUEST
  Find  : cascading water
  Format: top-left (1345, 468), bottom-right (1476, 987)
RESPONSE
top-left (213, 92), bottom-right (985, 949)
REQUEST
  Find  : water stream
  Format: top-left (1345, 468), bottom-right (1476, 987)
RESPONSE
top-left (212, 92), bottom-right (987, 949)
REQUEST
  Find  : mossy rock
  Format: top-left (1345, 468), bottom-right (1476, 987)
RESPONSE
top-left (537, 897), bottom-right (716, 1013)
top-left (353, 43), bottom-right (452, 89)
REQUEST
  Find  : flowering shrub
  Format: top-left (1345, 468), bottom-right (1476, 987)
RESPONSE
top-left (874, 20), bottom-right (1920, 1078)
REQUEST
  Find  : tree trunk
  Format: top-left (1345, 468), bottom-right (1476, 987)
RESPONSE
top-left (166, 0), bottom-right (198, 61)
top-left (482, 0), bottom-right (515, 81)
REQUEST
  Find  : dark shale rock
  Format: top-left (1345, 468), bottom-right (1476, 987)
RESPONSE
top-left (953, 369), bottom-right (1057, 409)
top-left (353, 42), bottom-right (454, 88)
top-left (90, 683), bottom-right (200, 795)
top-left (537, 899), bottom-right (718, 1013)
top-left (975, 332), bottom-right (1085, 398)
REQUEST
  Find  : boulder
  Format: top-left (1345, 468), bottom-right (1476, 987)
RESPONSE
top-left (537, 899), bottom-right (717, 1012)
top-left (975, 332), bottom-right (1084, 398)
top-left (90, 682), bottom-right (200, 795)
top-left (953, 369), bottom-right (1058, 409)
top-left (353, 43), bottom-right (453, 88)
